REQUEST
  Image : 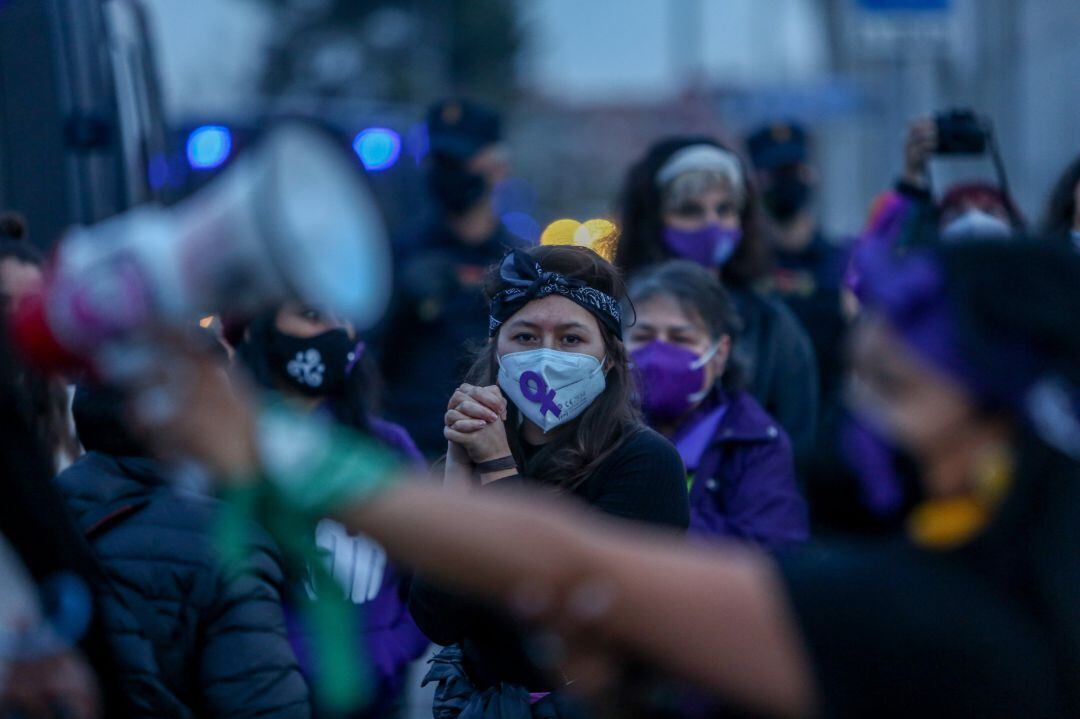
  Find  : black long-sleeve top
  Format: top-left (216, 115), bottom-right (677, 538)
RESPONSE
top-left (409, 426), bottom-right (689, 691)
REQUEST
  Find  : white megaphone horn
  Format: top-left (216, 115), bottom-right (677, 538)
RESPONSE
top-left (14, 121), bottom-right (391, 370)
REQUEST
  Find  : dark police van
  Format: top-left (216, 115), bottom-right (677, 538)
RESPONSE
top-left (0, 0), bottom-right (168, 249)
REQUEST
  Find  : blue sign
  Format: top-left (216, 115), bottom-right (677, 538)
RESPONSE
top-left (859, 0), bottom-right (949, 10)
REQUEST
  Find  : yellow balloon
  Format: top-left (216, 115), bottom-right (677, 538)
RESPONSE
top-left (581, 218), bottom-right (619, 261)
top-left (539, 217), bottom-right (619, 262)
top-left (540, 218), bottom-right (582, 246)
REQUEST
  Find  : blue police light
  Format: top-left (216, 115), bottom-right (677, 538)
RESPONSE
top-left (353, 127), bottom-right (401, 171)
top-left (186, 125), bottom-right (233, 170)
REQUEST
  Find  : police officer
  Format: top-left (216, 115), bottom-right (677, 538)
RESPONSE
top-left (378, 99), bottom-right (526, 457)
top-left (746, 122), bottom-right (848, 406)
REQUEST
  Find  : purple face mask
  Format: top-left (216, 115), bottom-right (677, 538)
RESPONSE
top-left (631, 340), bottom-right (716, 423)
top-left (662, 224), bottom-right (742, 268)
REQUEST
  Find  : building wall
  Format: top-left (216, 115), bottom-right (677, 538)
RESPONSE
top-left (1015, 0), bottom-right (1080, 226)
top-left (819, 0), bottom-right (1080, 237)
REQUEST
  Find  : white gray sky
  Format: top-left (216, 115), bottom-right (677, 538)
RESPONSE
top-left (144, 0), bottom-right (829, 118)
top-left (144, 0), bottom-right (273, 118)
top-left (518, 0), bottom-right (829, 103)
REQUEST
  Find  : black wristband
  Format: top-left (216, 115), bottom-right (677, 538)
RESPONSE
top-left (476, 455), bottom-right (518, 473)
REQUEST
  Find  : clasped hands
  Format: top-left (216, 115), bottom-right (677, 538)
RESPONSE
top-left (444, 383), bottom-right (513, 468)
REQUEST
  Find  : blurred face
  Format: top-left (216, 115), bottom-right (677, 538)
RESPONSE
top-left (849, 319), bottom-right (1003, 497)
top-left (627, 295), bottom-right (730, 392)
top-left (264, 302), bottom-right (357, 404)
top-left (0, 258), bottom-right (43, 316)
top-left (273, 302), bottom-right (352, 339)
top-left (755, 163), bottom-right (817, 196)
top-left (467, 144), bottom-right (511, 188)
top-left (663, 186), bottom-right (741, 232)
top-left (939, 194), bottom-right (1012, 227)
top-left (497, 295), bottom-right (606, 364)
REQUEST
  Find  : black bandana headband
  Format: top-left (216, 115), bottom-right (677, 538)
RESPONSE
top-left (488, 250), bottom-right (623, 337)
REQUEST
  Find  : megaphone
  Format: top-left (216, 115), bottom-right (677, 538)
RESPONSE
top-left (13, 122), bottom-right (391, 371)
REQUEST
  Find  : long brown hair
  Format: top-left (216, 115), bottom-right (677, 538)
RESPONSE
top-left (465, 245), bottom-right (641, 491)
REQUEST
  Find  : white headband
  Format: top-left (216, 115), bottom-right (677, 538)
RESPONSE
top-left (655, 144), bottom-right (744, 190)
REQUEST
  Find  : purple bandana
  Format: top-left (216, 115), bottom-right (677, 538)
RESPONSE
top-left (852, 243), bottom-right (1036, 408)
top-left (855, 242), bottom-right (1080, 460)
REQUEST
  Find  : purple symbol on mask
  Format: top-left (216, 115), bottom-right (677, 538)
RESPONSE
top-left (519, 371), bottom-right (561, 417)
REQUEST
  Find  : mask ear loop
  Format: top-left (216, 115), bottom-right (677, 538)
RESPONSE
top-left (687, 342), bottom-right (722, 403)
top-left (344, 340), bottom-right (366, 377)
top-left (689, 342), bottom-right (720, 370)
top-left (687, 387), bottom-right (712, 404)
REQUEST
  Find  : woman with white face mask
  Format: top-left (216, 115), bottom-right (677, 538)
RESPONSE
top-left (409, 244), bottom-right (689, 717)
top-left (626, 261), bottom-right (808, 553)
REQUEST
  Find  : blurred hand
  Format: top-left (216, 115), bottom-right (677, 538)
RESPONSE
top-left (1, 649), bottom-right (101, 719)
top-left (122, 331), bottom-right (259, 481)
top-left (903, 117), bottom-right (938, 188)
top-left (444, 384), bottom-right (511, 464)
top-left (509, 578), bottom-right (626, 706)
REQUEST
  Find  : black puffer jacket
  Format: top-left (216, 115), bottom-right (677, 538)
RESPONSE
top-left (55, 452), bottom-right (311, 718)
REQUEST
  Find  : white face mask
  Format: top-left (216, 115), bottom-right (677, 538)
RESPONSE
top-left (497, 348), bottom-right (607, 433)
top-left (941, 209), bottom-right (1011, 242)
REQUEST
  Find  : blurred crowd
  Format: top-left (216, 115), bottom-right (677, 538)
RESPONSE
top-left (1, 95), bottom-right (1079, 719)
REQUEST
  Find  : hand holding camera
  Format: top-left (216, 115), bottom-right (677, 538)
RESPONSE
top-left (902, 116), bottom-right (938, 189)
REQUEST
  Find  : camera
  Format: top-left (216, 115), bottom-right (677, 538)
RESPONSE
top-left (935, 109), bottom-right (988, 155)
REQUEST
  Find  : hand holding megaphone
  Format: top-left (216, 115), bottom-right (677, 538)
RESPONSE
top-left (13, 122), bottom-right (391, 375)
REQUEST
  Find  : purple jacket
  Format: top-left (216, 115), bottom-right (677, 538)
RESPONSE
top-left (844, 182), bottom-right (931, 295)
top-left (672, 389), bottom-right (808, 553)
top-left (289, 417), bottom-right (430, 718)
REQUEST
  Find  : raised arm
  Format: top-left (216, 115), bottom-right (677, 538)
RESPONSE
top-left (342, 483), bottom-right (815, 717)
top-left (151, 350), bottom-right (815, 718)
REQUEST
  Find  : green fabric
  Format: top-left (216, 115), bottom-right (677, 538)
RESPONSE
top-left (215, 403), bottom-right (402, 714)
top-left (256, 403), bottom-right (402, 517)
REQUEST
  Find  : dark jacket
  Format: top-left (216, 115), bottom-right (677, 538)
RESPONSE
top-left (377, 221), bottom-right (526, 456)
top-left (674, 389), bottom-right (808, 552)
top-left (729, 287), bottom-right (819, 463)
top-left (769, 233), bottom-right (850, 405)
top-left (55, 452), bottom-right (310, 719)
